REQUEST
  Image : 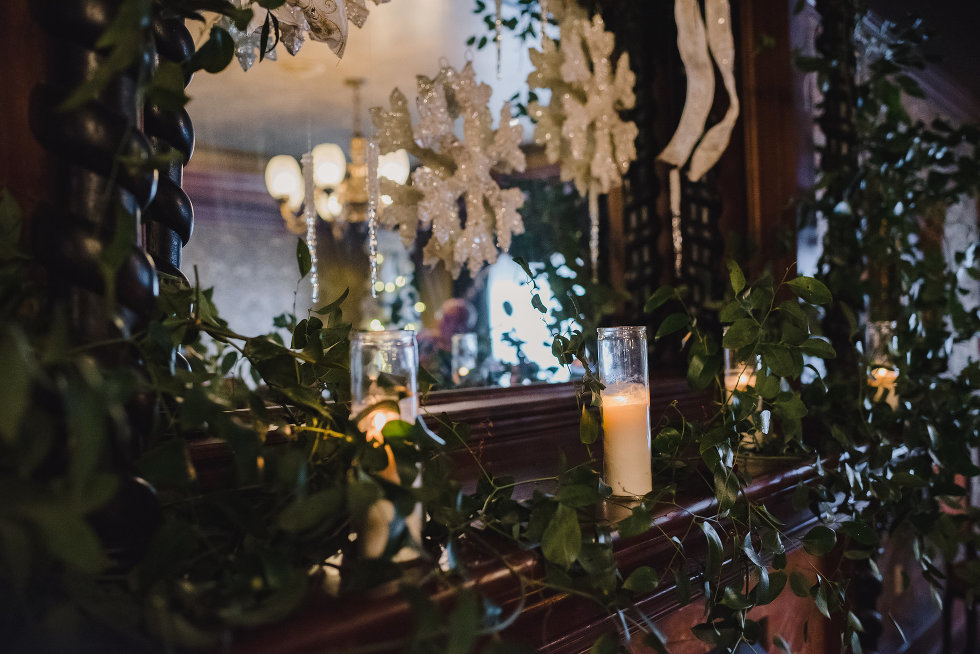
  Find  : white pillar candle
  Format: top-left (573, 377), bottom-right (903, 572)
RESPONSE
top-left (601, 382), bottom-right (653, 496)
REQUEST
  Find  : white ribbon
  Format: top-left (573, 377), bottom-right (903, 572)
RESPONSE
top-left (658, 0), bottom-right (714, 168)
top-left (688, 0), bottom-right (739, 182)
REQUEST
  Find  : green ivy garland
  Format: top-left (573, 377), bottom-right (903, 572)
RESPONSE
top-left (2, 1), bottom-right (979, 653)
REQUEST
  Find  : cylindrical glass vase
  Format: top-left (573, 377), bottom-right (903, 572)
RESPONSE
top-left (351, 329), bottom-right (419, 428)
top-left (451, 332), bottom-right (478, 385)
top-left (350, 329), bottom-right (421, 557)
top-left (597, 326), bottom-right (652, 497)
top-left (866, 320), bottom-right (899, 408)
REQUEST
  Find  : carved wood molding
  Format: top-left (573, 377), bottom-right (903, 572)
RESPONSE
top-left (185, 378), bottom-right (836, 654)
top-left (228, 455), bottom-right (822, 654)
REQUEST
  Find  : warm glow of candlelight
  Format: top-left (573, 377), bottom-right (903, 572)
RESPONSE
top-left (358, 406), bottom-right (402, 483)
top-left (601, 383), bottom-right (652, 496)
top-left (724, 369), bottom-right (757, 394)
top-left (869, 367), bottom-right (899, 409)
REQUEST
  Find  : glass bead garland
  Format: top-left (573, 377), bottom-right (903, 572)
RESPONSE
top-left (301, 151), bottom-right (319, 304)
top-left (367, 138), bottom-right (380, 298)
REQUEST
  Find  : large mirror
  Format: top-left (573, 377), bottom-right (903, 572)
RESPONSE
top-left (183, 1), bottom-right (598, 390)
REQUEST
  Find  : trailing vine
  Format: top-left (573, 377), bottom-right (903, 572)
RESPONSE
top-left (3, 1), bottom-right (980, 653)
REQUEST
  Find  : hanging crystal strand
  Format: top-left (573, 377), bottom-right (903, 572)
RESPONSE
top-left (495, 0), bottom-right (504, 79)
top-left (589, 183), bottom-right (600, 283)
top-left (669, 168), bottom-right (683, 279)
top-left (539, 0), bottom-right (548, 45)
top-left (301, 151), bottom-right (319, 304)
top-left (367, 138), bottom-right (380, 299)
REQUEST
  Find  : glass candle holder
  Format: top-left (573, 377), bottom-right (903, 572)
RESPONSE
top-left (724, 346), bottom-right (766, 449)
top-left (598, 326), bottom-right (652, 497)
top-left (866, 320), bottom-right (899, 409)
top-left (351, 329), bottom-right (419, 423)
top-left (350, 330), bottom-right (421, 557)
top-left (723, 347), bottom-right (759, 396)
top-left (451, 332), bottom-right (478, 385)
top-left (350, 330), bottom-right (419, 480)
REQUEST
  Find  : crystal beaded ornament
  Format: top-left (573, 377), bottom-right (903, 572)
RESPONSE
top-left (526, 3), bottom-right (638, 279)
top-left (370, 61), bottom-right (527, 277)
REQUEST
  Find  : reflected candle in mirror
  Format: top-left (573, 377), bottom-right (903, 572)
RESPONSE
top-left (350, 330), bottom-right (421, 557)
top-left (724, 368), bottom-right (757, 394)
top-left (600, 383), bottom-right (653, 496)
top-left (357, 405), bottom-right (402, 483)
top-left (869, 367), bottom-right (899, 409)
top-left (598, 326), bottom-right (652, 497)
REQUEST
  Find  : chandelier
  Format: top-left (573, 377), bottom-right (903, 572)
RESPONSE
top-left (264, 78), bottom-right (410, 234)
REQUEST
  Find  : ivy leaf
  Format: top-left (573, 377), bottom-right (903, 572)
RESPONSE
top-left (0, 327), bottom-right (34, 444)
top-left (557, 481), bottom-right (601, 509)
top-left (296, 237), bottom-right (312, 279)
top-left (814, 585), bottom-right (831, 619)
top-left (623, 566), bottom-right (660, 593)
top-left (653, 427), bottom-right (682, 455)
top-left (579, 405), bottom-right (599, 445)
top-left (786, 276), bottom-right (832, 305)
top-left (727, 260), bottom-right (746, 294)
top-left (802, 525), bottom-right (837, 556)
top-left (447, 590), bottom-right (480, 654)
top-left (719, 300), bottom-right (746, 322)
top-left (278, 488), bottom-right (343, 532)
top-left (714, 468), bottom-right (740, 515)
top-left (656, 312), bottom-right (689, 339)
top-left (755, 570), bottom-right (787, 605)
top-left (721, 586), bottom-right (753, 610)
top-left (186, 26), bottom-right (235, 73)
top-left (21, 504), bottom-right (108, 574)
top-left (722, 318), bottom-right (758, 349)
top-left (743, 533), bottom-right (765, 568)
top-left (381, 419), bottom-right (414, 439)
top-left (839, 520), bottom-right (877, 547)
top-left (773, 393), bottom-right (808, 421)
top-left (644, 286), bottom-right (675, 312)
top-left (789, 571), bottom-right (812, 598)
top-left (755, 369), bottom-right (781, 399)
top-left (799, 337), bottom-right (836, 359)
top-left (617, 506), bottom-right (651, 539)
top-left (531, 294), bottom-right (547, 313)
top-left (542, 504), bottom-right (581, 568)
top-left (674, 568), bottom-right (691, 605)
top-left (687, 351), bottom-right (723, 391)
top-left (761, 345), bottom-right (798, 378)
top-left (701, 521), bottom-right (724, 580)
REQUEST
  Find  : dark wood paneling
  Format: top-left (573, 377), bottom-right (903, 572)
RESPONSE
top-left (0, 0), bottom-right (50, 223)
top-left (737, 0), bottom-right (803, 279)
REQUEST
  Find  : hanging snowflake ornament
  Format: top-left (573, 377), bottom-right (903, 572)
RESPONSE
top-left (225, 0), bottom-right (393, 68)
top-left (526, 6), bottom-right (637, 279)
top-left (370, 62), bottom-right (526, 278)
top-left (527, 10), bottom-right (637, 197)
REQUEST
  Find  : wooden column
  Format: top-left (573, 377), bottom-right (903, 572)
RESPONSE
top-left (737, 0), bottom-right (804, 279)
top-left (0, 0), bottom-right (51, 224)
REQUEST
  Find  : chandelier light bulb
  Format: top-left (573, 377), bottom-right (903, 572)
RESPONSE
top-left (316, 191), bottom-right (344, 220)
top-left (312, 143), bottom-right (348, 188)
top-left (378, 149), bottom-right (410, 184)
top-left (264, 155), bottom-right (304, 210)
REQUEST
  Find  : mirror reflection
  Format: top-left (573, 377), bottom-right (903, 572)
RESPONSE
top-left (183, 2), bottom-right (594, 390)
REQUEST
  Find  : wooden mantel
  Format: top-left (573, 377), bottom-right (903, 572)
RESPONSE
top-left (187, 379), bottom-right (845, 654)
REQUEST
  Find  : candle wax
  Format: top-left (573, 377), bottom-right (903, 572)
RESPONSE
top-left (601, 383), bottom-right (652, 496)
